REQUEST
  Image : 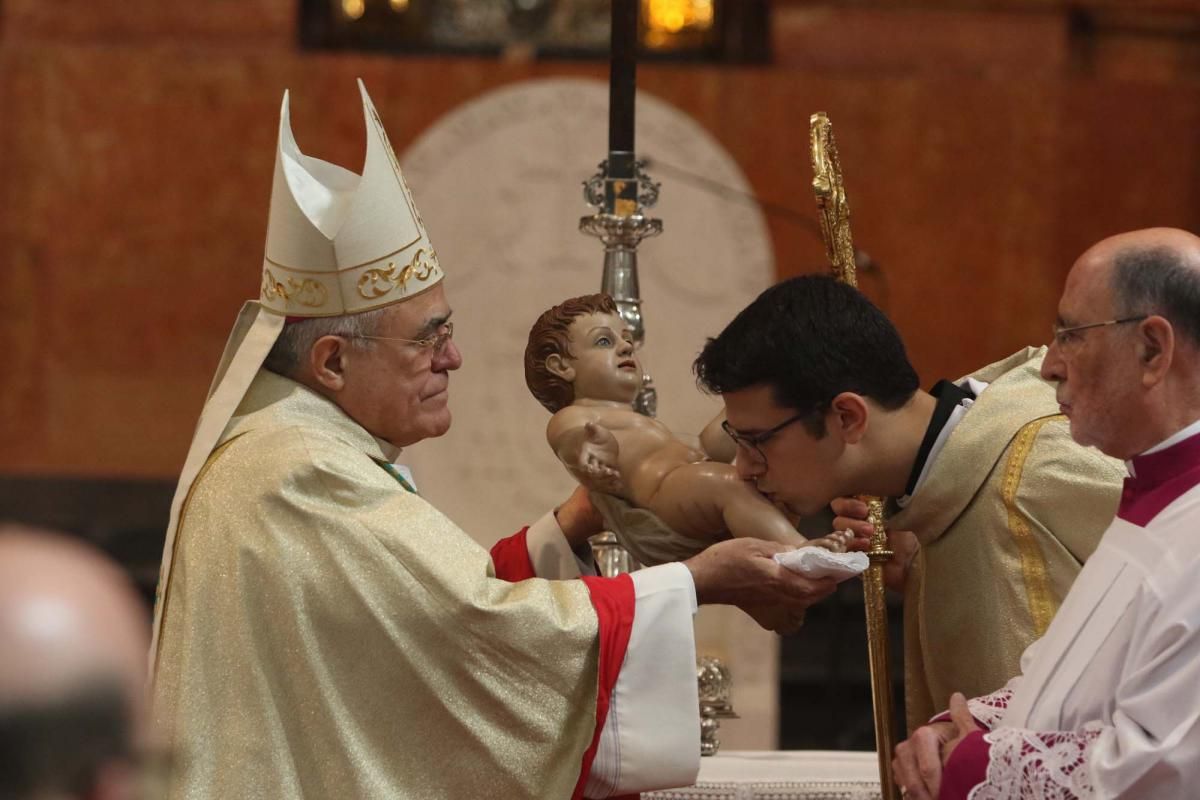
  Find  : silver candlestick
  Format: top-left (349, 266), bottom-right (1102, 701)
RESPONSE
top-left (588, 531), bottom-right (638, 577)
top-left (580, 158), bottom-right (662, 416)
top-left (697, 655), bottom-right (739, 756)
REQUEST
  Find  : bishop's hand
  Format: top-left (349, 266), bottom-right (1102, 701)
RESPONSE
top-left (553, 485), bottom-right (605, 553)
top-left (684, 539), bottom-right (837, 632)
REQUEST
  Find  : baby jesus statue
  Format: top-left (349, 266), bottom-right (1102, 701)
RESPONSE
top-left (524, 293), bottom-right (851, 566)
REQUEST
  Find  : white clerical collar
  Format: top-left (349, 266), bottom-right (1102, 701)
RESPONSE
top-left (897, 377), bottom-right (989, 508)
top-left (373, 435), bottom-right (403, 463)
top-left (370, 436), bottom-right (419, 491)
top-left (1127, 417), bottom-right (1200, 477)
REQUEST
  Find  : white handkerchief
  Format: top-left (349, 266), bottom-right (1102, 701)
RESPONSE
top-left (774, 547), bottom-right (869, 580)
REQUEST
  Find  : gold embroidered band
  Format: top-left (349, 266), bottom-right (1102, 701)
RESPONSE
top-left (1001, 415), bottom-right (1062, 636)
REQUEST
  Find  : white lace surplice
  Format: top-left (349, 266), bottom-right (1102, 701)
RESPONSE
top-left (950, 484), bottom-right (1200, 799)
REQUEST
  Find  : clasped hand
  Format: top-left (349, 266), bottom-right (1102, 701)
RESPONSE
top-left (891, 692), bottom-right (980, 800)
top-left (830, 497), bottom-right (919, 592)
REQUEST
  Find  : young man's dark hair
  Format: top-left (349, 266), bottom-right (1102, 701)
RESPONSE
top-left (693, 274), bottom-right (920, 435)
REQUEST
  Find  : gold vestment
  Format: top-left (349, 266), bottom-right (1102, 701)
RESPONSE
top-left (153, 370), bottom-right (603, 799)
top-left (889, 347), bottom-right (1125, 732)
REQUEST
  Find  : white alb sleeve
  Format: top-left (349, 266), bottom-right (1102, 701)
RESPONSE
top-left (584, 562), bottom-right (700, 798)
top-left (523, 510), bottom-right (596, 578)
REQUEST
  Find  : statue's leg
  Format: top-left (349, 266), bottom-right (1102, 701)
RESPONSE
top-left (643, 462), bottom-right (807, 547)
top-left (716, 477), bottom-right (809, 547)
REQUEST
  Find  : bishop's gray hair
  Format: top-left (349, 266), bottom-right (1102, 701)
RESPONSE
top-left (262, 307), bottom-right (390, 378)
top-left (1111, 246), bottom-right (1200, 347)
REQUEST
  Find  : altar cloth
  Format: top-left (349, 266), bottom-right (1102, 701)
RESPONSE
top-left (645, 750), bottom-right (882, 800)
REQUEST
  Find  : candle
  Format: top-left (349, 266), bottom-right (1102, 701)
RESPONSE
top-left (608, 0), bottom-right (637, 168)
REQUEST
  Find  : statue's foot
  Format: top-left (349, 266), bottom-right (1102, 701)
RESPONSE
top-left (810, 529), bottom-right (853, 553)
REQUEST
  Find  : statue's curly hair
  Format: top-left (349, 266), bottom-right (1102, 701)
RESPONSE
top-left (524, 293), bottom-right (619, 413)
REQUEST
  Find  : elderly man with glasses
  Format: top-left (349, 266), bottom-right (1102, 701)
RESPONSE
top-left (893, 227), bottom-right (1200, 799)
top-left (693, 273), bottom-right (1125, 734)
top-left (150, 84), bottom-right (842, 800)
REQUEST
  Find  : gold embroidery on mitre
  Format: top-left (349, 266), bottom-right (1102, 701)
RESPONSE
top-left (1001, 415), bottom-right (1061, 636)
top-left (356, 248), bottom-right (441, 300)
top-left (261, 269), bottom-right (329, 308)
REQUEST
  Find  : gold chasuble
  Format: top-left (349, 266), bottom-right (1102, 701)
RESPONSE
top-left (152, 82), bottom-right (703, 800)
top-left (888, 347), bottom-right (1125, 732)
top-left (154, 370), bottom-right (604, 798)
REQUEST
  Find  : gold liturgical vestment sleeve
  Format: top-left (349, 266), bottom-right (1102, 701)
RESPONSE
top-left (152, 373), bottom-right (603, 799)
top-left (888, 348), bottom-right (1125, 732)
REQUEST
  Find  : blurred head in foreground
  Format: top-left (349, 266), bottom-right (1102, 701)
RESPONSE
top-left (0, 526), bottom-right (150, 800)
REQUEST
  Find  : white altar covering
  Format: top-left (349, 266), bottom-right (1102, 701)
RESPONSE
top-left (645, 751), bottom-right (882, 800)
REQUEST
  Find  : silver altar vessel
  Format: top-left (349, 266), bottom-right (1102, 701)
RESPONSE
top-left (696, 656), bottom-right (740, 757)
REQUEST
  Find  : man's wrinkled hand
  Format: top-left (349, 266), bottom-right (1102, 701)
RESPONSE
top-left (683, 539), bottom-right (837, 631)
top-left (892, 720), bottom-right (956, 800)
top-left (891, 693), bottom-right (980, 800)
top-left (940, 693), bottom-right (981, 766)
top-left (741, 603), bottom-right (807, 635)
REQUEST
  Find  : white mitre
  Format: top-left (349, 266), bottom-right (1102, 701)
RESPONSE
top-left (149, 81), bottom-right (442, 665)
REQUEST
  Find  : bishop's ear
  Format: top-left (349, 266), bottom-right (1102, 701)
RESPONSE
top-left (544, 353), bottom-right (576, 383)
top-left (1137, 315), bottom-right (1174, 386)
top-left (308, 335), bottom-right (350, 392)
top-left (828, 392), bottom-right (870, 444)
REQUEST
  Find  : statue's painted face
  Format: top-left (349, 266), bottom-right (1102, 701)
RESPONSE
top-left (559, 311), bottom-right (642, 405)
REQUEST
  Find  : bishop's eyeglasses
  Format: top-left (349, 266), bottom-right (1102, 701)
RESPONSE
top-left (351, 321), bottom-right (455, 354)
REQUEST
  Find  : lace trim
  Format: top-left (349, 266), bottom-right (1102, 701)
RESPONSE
top-left (969, 722), bottom-right (1104, 799)
top-left (967, 687), bottom-right (1014, 730)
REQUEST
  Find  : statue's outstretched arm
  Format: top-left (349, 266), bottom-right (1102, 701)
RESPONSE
top-left (548, 413), bottom-right (626, 496)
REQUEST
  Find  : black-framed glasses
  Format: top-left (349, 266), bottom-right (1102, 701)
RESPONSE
top-left (1050, 316), bottom-right (1146, 348)
top-left (351, 321), bottom-right (455, 354)
top-left (721, 410), bottom-right (812, 467)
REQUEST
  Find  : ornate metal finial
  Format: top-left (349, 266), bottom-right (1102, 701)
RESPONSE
top-left (583, 160), bottom-right (661, 214)
top-left (809, 112), bottom-right (858, 288)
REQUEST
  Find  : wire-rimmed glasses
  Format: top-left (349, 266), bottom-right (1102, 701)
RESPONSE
top-left (351, 321), bottom-right (455, 354)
